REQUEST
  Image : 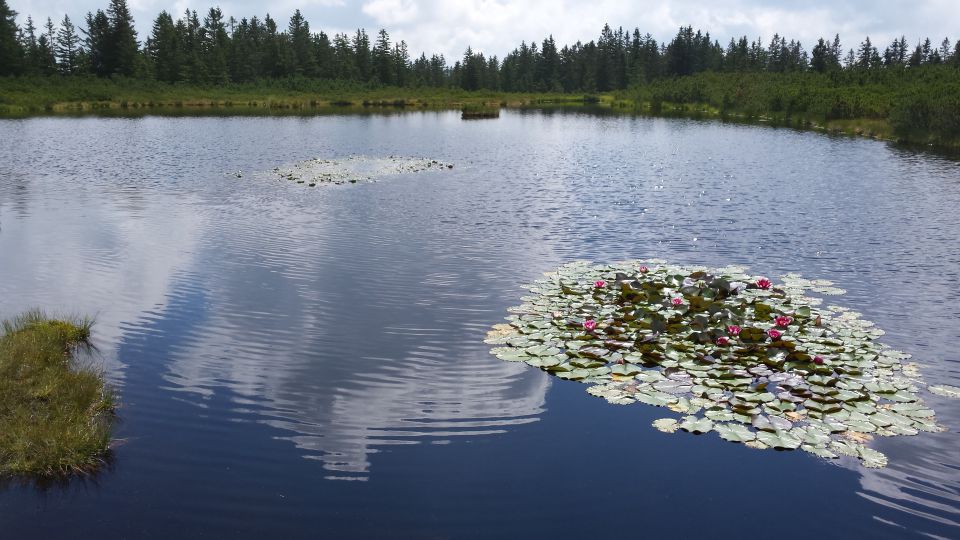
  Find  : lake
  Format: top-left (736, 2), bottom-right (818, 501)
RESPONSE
top-left (1, 110), bottom-right (958, 538)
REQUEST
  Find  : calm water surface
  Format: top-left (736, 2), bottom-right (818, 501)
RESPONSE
top-left (0, 111), bottom-right (958, 538)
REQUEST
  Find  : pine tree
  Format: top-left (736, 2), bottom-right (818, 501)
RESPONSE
top-left (146, 11), bottom-right (180, 82)
top-left (372, 29), bottom-right (392, 85)
top-left (107, 0), bottom-right (139, 76)
top-left (0, 0), bottom-right (21, 74)
top-left (35, 17), bottom-right (57, 74)
top-left (83, 10), bottom-right (111, 76)
top-left (21, 15), bottom-right (38, 72)
top-left (288, 9), bottom-right (315, 77)
top-left (56, 15), bottom-right (81, 74)
top-left (203, 7), bottom-right (230, 83)
top-left (393, 40), bottom-right (409, 87)
top-left (352, 29), bottom-right (371, 81)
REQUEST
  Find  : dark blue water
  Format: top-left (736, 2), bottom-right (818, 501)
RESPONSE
top-left (0, 111), bottom-right (958, 538)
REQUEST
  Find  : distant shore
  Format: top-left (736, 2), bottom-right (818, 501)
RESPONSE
top-left (1, 75), bottom-right (957, 151)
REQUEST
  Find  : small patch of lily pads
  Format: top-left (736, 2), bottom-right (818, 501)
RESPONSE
top-left (486, 260), bottom-right (957, 468)
top-left (264, 155), bottom-right (454, 186)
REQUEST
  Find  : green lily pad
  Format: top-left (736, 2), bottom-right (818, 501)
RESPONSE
top-left (929, 384), bottom-right (960, 399)
top-left (714, 423), bottom-right (756, 442)
top-left (679, 416), bottom-right (714, 434)
top-left (756, 430), bottom-right (802, 450)
top-left (652, 418), bottom-right (679, 433)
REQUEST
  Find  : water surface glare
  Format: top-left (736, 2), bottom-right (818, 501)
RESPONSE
top-left (1, 111), bottom-right (959, 538)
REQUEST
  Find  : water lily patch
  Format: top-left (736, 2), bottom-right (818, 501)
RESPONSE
top-left (486, 260), bottom-right (957, 468)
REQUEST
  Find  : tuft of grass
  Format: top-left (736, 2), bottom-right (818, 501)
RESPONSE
top-left (461, 103), bottom-right (500, 119)
top-left (0, 310), bottom-right (115, 478)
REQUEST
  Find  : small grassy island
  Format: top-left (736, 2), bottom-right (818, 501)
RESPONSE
top-left (0, 311), bottom-right (114, 477)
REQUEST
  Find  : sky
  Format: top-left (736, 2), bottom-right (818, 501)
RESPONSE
top-left (8, 0), bottom-right (960, 60)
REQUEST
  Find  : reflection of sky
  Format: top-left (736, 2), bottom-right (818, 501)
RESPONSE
top-left (1, 113), bottom-right (959, 534)
top-left (0, 162), bottom-right (204, 381)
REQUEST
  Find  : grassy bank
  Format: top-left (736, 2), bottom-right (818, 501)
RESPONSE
top-left (0, 311), bottom-right (114, 477)
top-left (2, 72), bottom-right (959, 151)
top-left (0, 76), bottom-right (580, 115)
top-left (613, 68), bottom-right (960, 149)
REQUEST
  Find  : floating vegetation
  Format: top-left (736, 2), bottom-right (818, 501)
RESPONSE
top-left (486, 261), bottom-right (957, 468)
top-left (461, 104), bottom-right (501, 119)
top-left (265, 155), bottom-right (454, 186)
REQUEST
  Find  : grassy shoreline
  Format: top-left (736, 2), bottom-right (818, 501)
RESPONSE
top-left (0, 311), bottom-right (115, 478)
top-left (1, 76), bottom-right (957, 151)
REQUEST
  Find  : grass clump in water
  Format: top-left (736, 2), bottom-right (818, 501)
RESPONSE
top-left (461, 103), bottom-right (501, 119)
top-left (0, 310), bottom-right (115, 477)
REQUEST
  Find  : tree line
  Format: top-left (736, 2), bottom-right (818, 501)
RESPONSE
top-left (1, 0), bottom-right (959, 91)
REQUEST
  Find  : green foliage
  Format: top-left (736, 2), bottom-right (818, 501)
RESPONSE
top-left (0, 310), bottom-right (114, 477)
top-left (487, 261), bottom-right (952, 468)
top-left (0, 0), bottom-right (21, 75)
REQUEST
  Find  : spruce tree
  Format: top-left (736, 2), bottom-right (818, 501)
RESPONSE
top-left (146, 11), bottom-right (180, 82)
top-left (203, 7), bottom-right (230, 83)
top-left (107, 0), bottom-right (139, 76)
top-left (288, 9), bottom-right (315, 77)
top-left (56, 15), bottom-right (81, 74)
top-left (83, 10), bottom-right (111, 76)
top-left (372, 29), bottom-right (392, 85)
top-left (0, 0), bottom-right (22, 74)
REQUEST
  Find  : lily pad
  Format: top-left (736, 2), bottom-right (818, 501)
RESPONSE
top-left (652, 418), bottom-right (680, 433)
top-left (714, 423), bottom-right (756, 443)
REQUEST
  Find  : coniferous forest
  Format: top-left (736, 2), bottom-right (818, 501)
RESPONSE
top-left (1, 0), bottom-right (959, 146)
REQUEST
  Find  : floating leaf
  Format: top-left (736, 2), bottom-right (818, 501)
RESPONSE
top-left (679, 416), bottom-right (714, 434)
top-left (756, 430), bottom-right (802, 450)
top-left (652, 418), bottom-right (679, 433)
top-left (715, 423), bottom-right (756, 443)
top-left (929, 384), bottom-right (960, 399)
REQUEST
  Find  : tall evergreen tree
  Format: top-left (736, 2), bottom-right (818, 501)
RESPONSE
top-left (372, 29), bottom-right (392, 85)
top-left (147, 11), bottom-right (180, 82)
top-left (352, 29), bottom-right (371, 81)
top-left (83, 10), bottom-right (111, 76)
top-left (288, 9), bottom-right (315, 76)
top-left (106, 0), bottom-right (139, 76)
top-left (35, 17), bottom-right (57, 74)
top-left (56, 15), bottom-right (81, 74)
top-left (202, 7), bottom-right (230, 83)
top-left (0, 0), bottom-right (21, 75)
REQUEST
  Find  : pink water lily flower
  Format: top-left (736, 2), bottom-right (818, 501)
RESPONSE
top-left (775, 316), bottom-right (793, 328)
top-left (716, 336), bottom-right (730, 346)
top-left (813, 355), bottom-right (825, 365)
top-left (594, 280), bottom-right (606, 288)
top-left (767, 328), bottom-right (782, 340)
top-left (671, 297), bottom-right (684, 306)
top-left (726, 325), bottom-right (742, 336)
top-left (583, 319), bottom-right (597, 331)
top-left (639, 266), bottom-right (649, 273)
top-left (756, 278), bottom-right (772, 290)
